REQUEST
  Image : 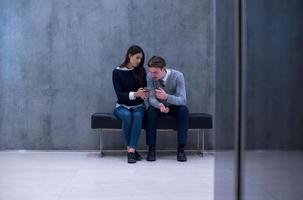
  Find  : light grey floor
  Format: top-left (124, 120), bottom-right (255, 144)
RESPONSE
top-left (244, 151), bottom-right (303, 200)
top-left (215, 151), bottom-right (303, 200)
top-left (0, 151), bottom-right (214, 200)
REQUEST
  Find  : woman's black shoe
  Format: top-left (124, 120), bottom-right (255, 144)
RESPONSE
top-left (127, 152), bottom-right (136, 164)
top-left (134, 151), bottom-right (143, 161)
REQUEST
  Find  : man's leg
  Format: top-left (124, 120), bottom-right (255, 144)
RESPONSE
top-left (170, 105), bottom-right (189, 161)
top-left (176, 105), bottom-right (189, 145)
top-left (146, 106), bottom-right (159, 161)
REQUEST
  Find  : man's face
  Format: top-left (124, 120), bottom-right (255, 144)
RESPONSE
top-left (149, 67), bottom-right (166, 81)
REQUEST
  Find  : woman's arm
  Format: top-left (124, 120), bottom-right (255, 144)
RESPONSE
top-left (112, 70), bottom-right (130, 102)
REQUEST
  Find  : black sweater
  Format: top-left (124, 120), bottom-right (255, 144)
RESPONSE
top-left (112, 67), bottom-right (146, 106)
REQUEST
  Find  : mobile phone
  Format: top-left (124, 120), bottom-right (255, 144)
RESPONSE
top-left (144, 87), bottom-right (152, 92)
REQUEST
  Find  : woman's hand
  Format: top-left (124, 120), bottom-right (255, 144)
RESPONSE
top-left (135, 88), bottom-right (150, 99)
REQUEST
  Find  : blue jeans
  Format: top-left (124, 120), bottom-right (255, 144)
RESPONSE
top-left (146, 105), bottom-right (189, 146)
top-left (114, 106), bottom-right (145, 149)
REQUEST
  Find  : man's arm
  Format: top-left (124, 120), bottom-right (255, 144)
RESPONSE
top-left (147, 73), bottom-right (161, 109)
top-left (166, 73), bottom-right (187, 105)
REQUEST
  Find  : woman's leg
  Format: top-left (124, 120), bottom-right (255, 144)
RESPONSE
top-left (129, 106), bottom-right (145, 149)
top-left (114, 106), bottom-right (132, 147)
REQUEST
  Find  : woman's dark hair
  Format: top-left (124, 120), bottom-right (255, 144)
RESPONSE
top-left (121, 45), bottom-right (146, 85)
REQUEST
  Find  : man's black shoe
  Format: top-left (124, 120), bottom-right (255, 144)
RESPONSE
top-left (134, 151), bottom-right (143, 161)
top-left (146, 146), bottom-right (156, 161)
top-left (127, 152), bottom-right (136, 164)
top-left (177, 147), bottom-right (187, 162)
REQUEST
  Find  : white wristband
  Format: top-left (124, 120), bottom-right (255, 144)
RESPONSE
top-left (129, 92), bottom-right (136, 100)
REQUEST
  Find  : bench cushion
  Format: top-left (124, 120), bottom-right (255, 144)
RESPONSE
top-left (91, 113), bottom-right (212, 130)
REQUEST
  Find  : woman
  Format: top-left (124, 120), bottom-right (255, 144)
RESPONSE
top-left (112, 45), bottom-right (149, 163)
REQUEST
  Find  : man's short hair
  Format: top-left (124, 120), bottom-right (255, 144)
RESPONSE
top-left (148, 56), bottom-right (166, 69)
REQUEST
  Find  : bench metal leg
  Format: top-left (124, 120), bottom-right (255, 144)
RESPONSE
top-left (99, 129), bottom-right (104, 157)
top-left (197, 129), bottom-right (202, 156)
top-left (197, 130), bottom-right (200, 155)
top-left (197, 129), bottom-right (205, 157)
top-left (202, 129), bottom-right (205, 156)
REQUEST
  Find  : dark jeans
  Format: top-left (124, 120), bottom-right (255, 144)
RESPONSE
top-left (114, 106), bottom-right (145, 148)
top-left (146, 105), bottom-right (189, 146)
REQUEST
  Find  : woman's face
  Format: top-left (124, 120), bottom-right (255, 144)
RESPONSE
top-left (129, 53), bottom-right (143, 67)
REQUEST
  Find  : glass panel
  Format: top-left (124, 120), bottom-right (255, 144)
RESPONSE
top-left (214, 1), bottom-right (237, 200)
top-left (243, 1), bottom-right (303, 200)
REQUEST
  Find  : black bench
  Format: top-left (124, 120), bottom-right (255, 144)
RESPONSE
top-left (91, 113), bottom-right (213, 157)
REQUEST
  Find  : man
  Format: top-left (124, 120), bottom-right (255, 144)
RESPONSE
top-left (146, 56), bottom-right (189, 162)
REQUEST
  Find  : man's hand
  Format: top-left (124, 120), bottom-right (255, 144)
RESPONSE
top-left (155, 88), bottom-right (168, 100)
top-left (159, 103), bottom-right (169, 113)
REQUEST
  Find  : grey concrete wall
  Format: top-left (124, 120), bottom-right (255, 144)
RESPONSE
top-left (0, 0), bottom-right (215, 150)
top-left (215, 0), bottom-right (303, 150)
